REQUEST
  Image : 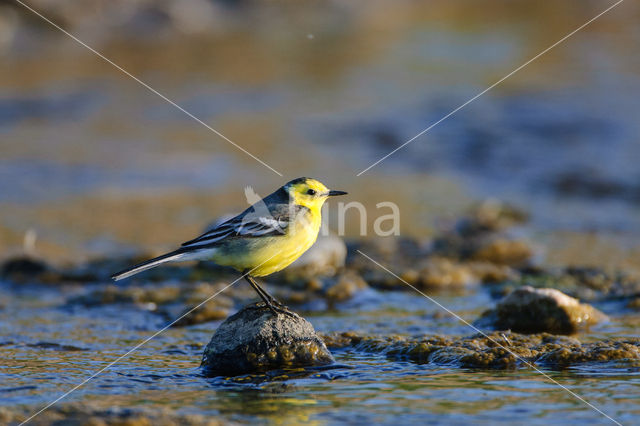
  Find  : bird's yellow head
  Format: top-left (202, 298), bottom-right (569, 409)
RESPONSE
top-left (284, 177), bottom-right (347, 210)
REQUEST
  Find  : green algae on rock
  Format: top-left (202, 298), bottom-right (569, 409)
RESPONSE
top-left (476, 286), bottom-right (607, 334)
top-left (201, 303), bottom-right (334, 377)
top-left (323, 331), bottom-right (640, 370)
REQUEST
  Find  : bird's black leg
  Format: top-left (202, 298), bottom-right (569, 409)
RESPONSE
top-left (245, 275), bottom-right (289, 316)
top-left (245, 275), bottom-right (285, 306)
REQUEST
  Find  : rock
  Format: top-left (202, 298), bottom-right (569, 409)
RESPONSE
top-left (415, 258), bottom-right (475, 288)
top-left (368, 257), bottom-right (516, 290)
top-left (477, 286), bottom-right (607, 334)
top-left (431, 200), bottom-right (529, 261)
top-left (278, 232), bottom-right (347, 281)
top-left (323, 331), bottom-right (640, 370)
top-left (467, 261), bottom-right (518, 283)
top-left (537, 339), bottom-right (640, 367)
top-left (365, 257), bottom-right (474, 290)
top-left (1, 256), bottom-right (48, 281)
top-left (627, 297), bottom-right (640, 310)
top-left (471, 238), bottom-right (533, 266)
top-left (325, 272), bottom-right (368, 302)
top-left (463, 200), bottom-right (529, 234)
top-left (201, 303), bottom-right (334, 376)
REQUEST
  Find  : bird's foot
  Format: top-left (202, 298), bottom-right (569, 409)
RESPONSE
top-left (263, 301), bottom-right (296, 318)
top-left (270, 298), bottom-right (288, 309)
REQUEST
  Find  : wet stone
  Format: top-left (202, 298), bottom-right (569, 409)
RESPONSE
top-left (323, 331), bottom-right (640, 370)
top-left (414, 257), bottom-right (475, 289)
top-left (470, 238), bottom-right (533, 266)
top-left (1, 256), bottom-right (48, 281)
top-left (325, 272), bottom-right (368, 303)
top-left (201, 303), bottom-right (334, 377)
top-left (476, 286), bottom-right (607, 334)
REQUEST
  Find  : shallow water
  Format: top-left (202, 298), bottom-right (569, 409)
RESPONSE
top-left (2, 280), bottom-right (639, 424)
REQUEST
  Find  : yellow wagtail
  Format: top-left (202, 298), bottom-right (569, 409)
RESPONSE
top-left (112, 177), bottom-right (347, 314)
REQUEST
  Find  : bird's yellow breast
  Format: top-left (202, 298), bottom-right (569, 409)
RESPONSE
top-left (209, 207), bottom-right (321, 277)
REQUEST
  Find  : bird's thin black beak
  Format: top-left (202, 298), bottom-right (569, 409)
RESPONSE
top-left (328, 190), bottom-right (348, 196)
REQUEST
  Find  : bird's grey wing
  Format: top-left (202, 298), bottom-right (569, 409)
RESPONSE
top-left (180, 203), bottom-right (302, 249)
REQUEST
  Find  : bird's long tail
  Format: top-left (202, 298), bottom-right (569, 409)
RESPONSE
top-left (111, 249), bottom-right (191, 281)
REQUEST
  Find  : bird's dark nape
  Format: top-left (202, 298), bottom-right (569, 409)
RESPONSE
top-left (287, 177), bottom-right (312, 186)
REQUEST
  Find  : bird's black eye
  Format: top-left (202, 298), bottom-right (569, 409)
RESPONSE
top-left (307, 189), bottom-right (317, 196)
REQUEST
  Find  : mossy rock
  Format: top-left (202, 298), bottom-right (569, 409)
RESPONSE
top-left (323, 331), bottom-right (640, 370)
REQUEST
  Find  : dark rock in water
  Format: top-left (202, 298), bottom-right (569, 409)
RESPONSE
top-left (476, 286), bottom-right (607, 334)
top-left (201, 303), bottom-right (334, 377)
top-left (1, 256), bottom-right (48, 281)
top-left (2, 256), bottom-right (100, 285)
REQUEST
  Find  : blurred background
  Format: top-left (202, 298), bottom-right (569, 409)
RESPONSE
top-left (1, 0), bottom-right (639, 269)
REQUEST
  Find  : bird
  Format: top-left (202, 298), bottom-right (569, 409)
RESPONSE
top-left (111, 177), bottom-right (347, 314)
